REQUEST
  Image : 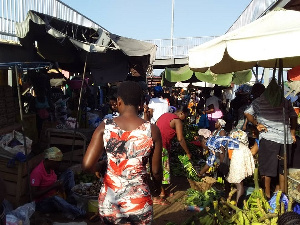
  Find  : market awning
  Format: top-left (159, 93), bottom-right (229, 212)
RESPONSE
top-left (15, 10), bottom-right (157, 84)
top-left (165, 65), bottom-right (252, 86)
top-left (189, 8), bottom-right (300, 74)
top-left (0, 41), bottom-right (44, 63)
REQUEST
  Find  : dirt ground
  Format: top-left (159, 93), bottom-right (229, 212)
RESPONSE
top-left (30, 176), bottom-right (197, 225)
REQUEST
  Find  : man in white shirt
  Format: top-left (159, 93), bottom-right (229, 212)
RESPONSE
top-left (148, 86), bottom-right (169, 124)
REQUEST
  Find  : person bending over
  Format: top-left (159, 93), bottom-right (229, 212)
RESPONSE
top-left (155, 106), bottom-right (192, 205)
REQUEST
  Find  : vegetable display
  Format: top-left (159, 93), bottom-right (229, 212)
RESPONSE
top-left (73, 180), bottom-right (102, 198)
top-left (178, 154), bottom-right (201, 182)
top-left (184, 188), bottom-right (220, 208)
top-left (74, 171), bottom-right (97, 184)
top-left (166, 168), bottom-right (294, 225)
top-left (288, 170), bottom-right (300, 202)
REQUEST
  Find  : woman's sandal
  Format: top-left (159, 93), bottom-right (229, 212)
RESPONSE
top-left (153, 198), bottom-right (171, 205)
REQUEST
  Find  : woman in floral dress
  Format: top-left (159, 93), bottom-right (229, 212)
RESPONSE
top-left (83, 81), bottom-right (163, 225)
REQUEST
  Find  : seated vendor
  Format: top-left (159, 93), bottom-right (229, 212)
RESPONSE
top-left (30, 147), bottom-right (85, 219)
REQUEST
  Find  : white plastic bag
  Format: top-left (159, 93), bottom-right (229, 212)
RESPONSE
top-left (6, 202), bottom-right (35, 225)
top-left (0, 130), bottom-right (32, 155)
top-left (66, 117), bottom-right (78, 129)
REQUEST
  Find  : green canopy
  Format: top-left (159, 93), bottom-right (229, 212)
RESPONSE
top-left (165, 65), bottom-right (193, 82)
top-left (232, 70), bottom-right (252, 85)
top-left (165, 65), bottom-right (252, 86)
top-left (194, 69), bottom-right (232, 86)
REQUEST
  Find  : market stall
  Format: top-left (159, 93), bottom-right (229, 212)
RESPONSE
top-left (188, 8), bottom-right (300, 215)
top-left (15, 10), bottom-right (157, 84)
top-left (0, 62), bottom-right (52, 208)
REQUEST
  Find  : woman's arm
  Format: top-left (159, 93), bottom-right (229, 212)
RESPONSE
top-left (174, 119), bottom-right (192, 159)
top-left (290, 117), bottom-right (297, 143)
top-left (250, 142), bottom-right (259, 156)
top-left (244, 113), bottom-right (267, 132)
top-left (82, 122), bottom-right (105, 172)
top-left (150, 124), bottom-right (163, 187)
top-left (31, 181), bottom-right (62, 199)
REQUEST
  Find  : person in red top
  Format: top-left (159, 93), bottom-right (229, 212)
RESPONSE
top-left (30, 147), bottom-right (85, 219)
top-left (155, 105), bottom-right (192, 205)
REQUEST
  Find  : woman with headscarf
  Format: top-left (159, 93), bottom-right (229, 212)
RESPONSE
top-left (198, 130), bottom-right (255, 204)
top-left (212, 119), bottom-right (226, 137)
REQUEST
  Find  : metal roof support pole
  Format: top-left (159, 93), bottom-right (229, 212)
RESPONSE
top-left (170, 0), bottom-right (175, 57)
top-left (70, 53), bottom-right (89, 165)
top-left (15, 64), bottom-right (32, 202)
top-left (279, 58), bottom-right (288, 194)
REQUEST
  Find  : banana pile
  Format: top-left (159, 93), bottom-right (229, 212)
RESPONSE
top-left (170, 168), bottom-right (295, 225)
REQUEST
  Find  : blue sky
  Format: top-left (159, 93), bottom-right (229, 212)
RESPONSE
top-left (61, 0), bottom-right (251, 41)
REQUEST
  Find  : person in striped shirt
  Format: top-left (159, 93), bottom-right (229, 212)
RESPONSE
top-left (244, 79), bottom-right (297, 199)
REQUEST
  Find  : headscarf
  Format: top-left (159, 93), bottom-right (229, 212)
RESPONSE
top-left (217, 119), bottom-right (226, 127)
top-left (44, 147), bottom-right (63, 161)
top-left (230, 130), bottom-right (249, 146)
top-left (198, 129), bottom-right (211, 139)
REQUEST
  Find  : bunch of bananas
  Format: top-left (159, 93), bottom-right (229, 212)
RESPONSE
top-left (198, 214), bottom-right (215, 225)
top-left (178, 168), bottom-right (293, 225)
top-left (178, 154), bottom-right (201, 181)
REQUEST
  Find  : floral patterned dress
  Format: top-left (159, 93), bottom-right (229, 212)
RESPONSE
top-left (99, 119), bottom-right (154, 225)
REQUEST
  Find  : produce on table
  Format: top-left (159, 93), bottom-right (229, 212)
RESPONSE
top-left (74, 171), bottom-right (97, 184)
top-left (288, 170), bottom-right (300, 202)
top-left (73, 180), bottom-right (102, 197)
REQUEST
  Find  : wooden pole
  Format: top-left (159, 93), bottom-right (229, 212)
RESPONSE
top-left (15, 65), bottom-right (32, 201)
top-left (70, 53), bottom-right (88, 165)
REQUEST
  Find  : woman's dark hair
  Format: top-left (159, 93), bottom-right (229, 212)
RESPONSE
top-left (278, 212), bottom-right (300, 225)
top-left (176, 105), bottom-right (189, 114)
top-left (108, 95), bottom-right (117, 102)
top-left (214, 88), bottom-right (222, 98)
top-left (198, 135), bottom-right (205, 142)
top-left (117, 81), bottom-right (143, 106)
top-left (251, 83), bottom-right (265, 100)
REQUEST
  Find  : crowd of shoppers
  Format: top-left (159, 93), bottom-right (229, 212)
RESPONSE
top-left (18, 72), bottom-right (294, 224)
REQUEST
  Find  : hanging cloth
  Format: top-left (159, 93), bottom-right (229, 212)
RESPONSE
top-left (263, 78), bottom-right (283, 107)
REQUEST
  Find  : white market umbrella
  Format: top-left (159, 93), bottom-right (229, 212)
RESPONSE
top-left (189, 8), bottom-right (300, 74)
top-left (189, 8), bottom-right (300, 194)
